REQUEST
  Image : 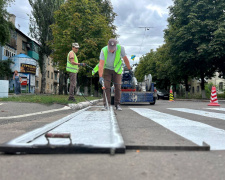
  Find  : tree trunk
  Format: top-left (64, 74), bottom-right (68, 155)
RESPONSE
top-left (185, 76), bottom-right (189, 98)
top-left (173, 84), bottom-right (177, 98)
top-left (94, 78), bottom-right (99, 97)
top-left (201, 73), bottom-right (206, 99)
top-left (59, 70), bottom-right (64, 95)
top-left (63, 72), bottom-right (68, 95)
top-left (40, 56), bottom-right (46, 94)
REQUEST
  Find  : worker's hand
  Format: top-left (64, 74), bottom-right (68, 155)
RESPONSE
top-left (80, 63), bottom-right (86, 66)
top-left (99, 77), bottom-right (104, 86)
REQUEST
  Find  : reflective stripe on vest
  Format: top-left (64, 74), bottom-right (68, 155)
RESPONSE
top-left (92, 63), bottom-right (99, 76)
top-left (102, 44), bottom-right (123, 74)
top-left (66, 51), bottom-right (79, 73)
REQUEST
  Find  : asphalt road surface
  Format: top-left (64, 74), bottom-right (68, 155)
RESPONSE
top-left (0, 100), bottom-right (225, 180)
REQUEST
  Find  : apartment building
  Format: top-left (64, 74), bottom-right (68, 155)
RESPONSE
top-left (190, 72), bottom-right (225, 94)
top-left (35, 56), bottom-right (59, 94)
top-left (0, 14), bottom-right (59, 94)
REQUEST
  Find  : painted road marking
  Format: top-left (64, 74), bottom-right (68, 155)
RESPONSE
top-left (131, 108), bottom-right (225, 150)
top-left (205, 108), bottom-right (225, 112)
top-left (169, 108), bottom-right (225, 120)
top-left (0, 106), bottom-right (71, 119)
top-left (0, 103), bottom-right (3, 106)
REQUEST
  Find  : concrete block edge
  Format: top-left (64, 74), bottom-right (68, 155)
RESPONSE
top-left (68, 99), bottom-right (103, 110)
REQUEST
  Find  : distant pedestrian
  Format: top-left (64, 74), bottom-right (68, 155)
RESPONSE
top-left (13, 70), bottom-right (22, 95)
top-left (66, 42), bottom-right (86, 102)
top-left (98, 38), bottom-right (131, 111)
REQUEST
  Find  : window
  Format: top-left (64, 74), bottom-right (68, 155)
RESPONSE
top-left (51, 84), bottom-right (53, 90)
top-left (197, 86), bottom-right (200, 92)
top-left (54, 73), bottom-right (57, 80)
top-left (22, 41), bottom-right (26, 50)
top-left (47, 71), bottom-right (49, 78)
top-left (219, 82), bottom-right (223, 91)
top-left (51, 72), bottom-right (53, 79)
top-left (192, 87), bottom-right (194, 93)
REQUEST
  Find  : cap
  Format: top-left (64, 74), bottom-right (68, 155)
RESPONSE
top-left (72, 43), bottom-right (79, 48)
top-left (108, 39), bottom-right (117, 51)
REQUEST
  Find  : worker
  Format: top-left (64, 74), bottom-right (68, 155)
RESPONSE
top-left (98, 38), bottom-right (131, 111)
top-left (66, 42), bottom-right (86, 102)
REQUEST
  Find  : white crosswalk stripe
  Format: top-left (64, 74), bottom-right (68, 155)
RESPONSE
top-left (169, 108), bottom-right (225, 120)
top-left (205, 108), bottom-right (225, 112)
top-left (130, 108), bottom-right (225, 150)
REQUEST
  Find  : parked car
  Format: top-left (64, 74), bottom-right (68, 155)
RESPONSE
top-left (157, 89), bottom-right (169, 100)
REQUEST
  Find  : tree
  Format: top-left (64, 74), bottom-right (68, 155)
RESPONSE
top-left (0, 58), bottom-right (13, 79)
top-left (164, 0), bottom-right (225, 98)
top-left (0, 0), bottom-right (14, 45)
top-left (50, 0), bottom-right (116, 95)
top-left (29, 0), bottom-right (64, 93)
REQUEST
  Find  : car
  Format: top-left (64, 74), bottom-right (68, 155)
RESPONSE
top-left (157, 89), bottom-right (169, 100)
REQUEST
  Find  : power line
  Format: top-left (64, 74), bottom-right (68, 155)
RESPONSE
top-left (121, 44), bottom-right (161, 46)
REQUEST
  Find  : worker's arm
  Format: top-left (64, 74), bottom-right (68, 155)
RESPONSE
top-left (123, 56), bottom-right (131, 70)
top-left (69, 51), bottom-right (81, 66)
top-left (98, 59), bottom-right (105, 77)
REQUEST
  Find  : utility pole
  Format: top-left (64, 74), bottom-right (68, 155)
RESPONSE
top-left (138, 27), bottom-right (154, 57)
top-left (138, 27), bottom-right (154, 31)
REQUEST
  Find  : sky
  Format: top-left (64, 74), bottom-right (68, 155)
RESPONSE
top-left (7, 0), bottom-right (174, 65)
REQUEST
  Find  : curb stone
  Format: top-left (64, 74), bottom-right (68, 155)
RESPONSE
top-left (68, 99), bottom-right (102, 110)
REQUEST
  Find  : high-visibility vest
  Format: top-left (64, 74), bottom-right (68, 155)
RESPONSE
top-left (92, 63), bottom-right (99, 76)
top-left (66, 50), bottom-right (79, 73)
top-left (102, 44), bottom-right (123, 74)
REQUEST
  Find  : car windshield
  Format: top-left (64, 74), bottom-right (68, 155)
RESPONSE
top-left (157, 89), bottom-right (168, 94)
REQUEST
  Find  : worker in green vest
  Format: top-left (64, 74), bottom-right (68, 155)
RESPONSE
top-left (66, 42), bottom-right (86, 102)
top-left (98, 38), bottom-right (131, 111)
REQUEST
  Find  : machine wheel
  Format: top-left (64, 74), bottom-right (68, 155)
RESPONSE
top-left (111, 96), bottom-right (115, 105)
top-left (150, 97), bottom-right (156, 105)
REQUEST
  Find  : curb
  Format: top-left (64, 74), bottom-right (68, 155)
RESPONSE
top-left (68, 99), bottom-right (103, 110)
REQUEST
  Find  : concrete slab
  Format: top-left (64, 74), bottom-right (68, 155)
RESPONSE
top-left (0, 106), bottom-right (125, 154)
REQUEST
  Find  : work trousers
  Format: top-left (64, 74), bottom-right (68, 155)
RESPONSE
top-left (69, 72), bottom-right (77, 99)
top-left (103, 69), bottom-right (121, 106)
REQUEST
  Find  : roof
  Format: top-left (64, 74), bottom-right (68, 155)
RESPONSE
top-left (13, 54), bottom-right (33, 58)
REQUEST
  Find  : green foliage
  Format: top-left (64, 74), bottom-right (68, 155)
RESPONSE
top-left (135, 44), bottom-right (175, 89)
top-left (164, 0), bottom-right (225, 90)
top-left (50, 0), bottom-right (116, 87)
top-left (0, 0), bottom-right (15, 45)
top-left (0, 58), bottom-right (14, 78)
top-left (29, 0), bottom-right (64, 73)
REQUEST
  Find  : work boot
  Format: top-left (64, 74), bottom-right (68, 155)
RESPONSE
top-left (68, 97), bottom-right (76, 102)
top-left (102, 105), bottom-right (110, 111)
top-left (115, 105), bottom-right (122, 111)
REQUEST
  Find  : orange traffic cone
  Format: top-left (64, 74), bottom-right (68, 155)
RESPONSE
top-left (169, 89), bottom-right (174, 102)
top-left (208, 86), bottom-right (220, 106)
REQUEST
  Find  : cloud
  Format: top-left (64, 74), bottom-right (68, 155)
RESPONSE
top-left (7, 0), bottom-right (174, 65)
top-left (7, 0), bottom-right (32, 36)
top-left (111, 0), bottom-right (173, 62)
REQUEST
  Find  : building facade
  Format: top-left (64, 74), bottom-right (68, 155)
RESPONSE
top-left (0, 14), bottom-right (59, 94)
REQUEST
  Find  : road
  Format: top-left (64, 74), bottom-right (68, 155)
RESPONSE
top-left (0, 100), bottom-right (225, 180)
